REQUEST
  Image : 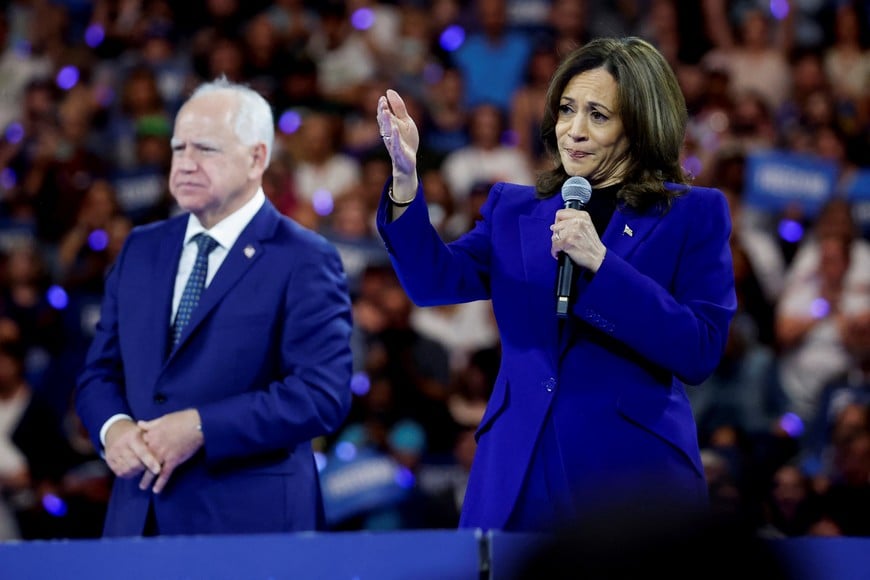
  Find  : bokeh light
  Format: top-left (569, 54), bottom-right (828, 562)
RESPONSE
top-left (439, 25), bottom-right (465, 52)
top-left (47, 285), bottom-right (69, 310)
top-left (335, 441), bottom-right (358, 462)
top-left (42, 494), bottom-right (67, 517)
top-left (682, 155), bottom-right (702, 178)
top-left (810, 298), bottom-right (830, 319)
top-left (350, 372), bottom-right (371, 396)
top-left (312, 189), bottom-right (334, 216)
top-left (5, 122), bottom-right (24, 144)
top-left (88, 229), bottom-right (109, 251)
top-left (778, 413), bottom-right (804, 438)
top-left (84, 24), bottom-right (105, 48)
top-left (0, 168), bottom-right (17, 190)
top-left (278, 110), bottom-right (302, 134)
top-left (56, 66), bottom-right (80, 90)
top-left (770, 0), bottom-right (789, 20)
top-left (778, 219), bottom-right (804, 243)
top-left (395, 466), bottom-right (415, 489)
top-left (350, 8), bottom-right (375, 30)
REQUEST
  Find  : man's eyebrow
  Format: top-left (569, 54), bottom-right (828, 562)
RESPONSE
top-left (170, 138), bottom-right (220, 148)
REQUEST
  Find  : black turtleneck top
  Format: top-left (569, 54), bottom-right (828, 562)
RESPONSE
top-left (584, 182), bottom-right (621, 237)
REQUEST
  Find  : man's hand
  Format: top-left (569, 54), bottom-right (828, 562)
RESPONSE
top-left (104, 419), bottom-right (162, 479)
top-left (138, 409), bottom-right (204, 494)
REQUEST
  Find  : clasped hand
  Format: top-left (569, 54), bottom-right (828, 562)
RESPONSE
top-left (103, 409), bottom-right (204, 494)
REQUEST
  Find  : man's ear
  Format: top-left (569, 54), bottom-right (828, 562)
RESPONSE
top-left (250, 142), bottom-right (269, 176)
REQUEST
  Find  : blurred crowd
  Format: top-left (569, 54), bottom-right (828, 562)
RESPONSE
top-left (0, 0), bottom-right (868, 540)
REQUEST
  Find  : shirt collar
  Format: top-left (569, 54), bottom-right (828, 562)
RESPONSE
top-left (182, 188), bottom-right (266, 250)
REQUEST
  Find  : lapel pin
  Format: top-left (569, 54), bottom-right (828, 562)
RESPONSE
top-left (244, 245), bottom-right (256, 258)
top-left (623, 224), bottom-right (634, 237)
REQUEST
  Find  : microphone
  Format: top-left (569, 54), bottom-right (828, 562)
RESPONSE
top-left (555, 176), bottom-right (592, 318)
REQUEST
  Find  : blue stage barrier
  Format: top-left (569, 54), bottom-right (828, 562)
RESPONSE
top-left (0, 529), bottom-right (481, 580)
top-left (2, 530), bottom-right (869, 580)
top-left (769, 537), bottom-right (870, 580)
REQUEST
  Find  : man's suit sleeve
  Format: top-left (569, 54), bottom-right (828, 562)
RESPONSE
top-left (196, 238), bottom-right (353, 464)
top-left (75, 237), bottom-right (135, 452)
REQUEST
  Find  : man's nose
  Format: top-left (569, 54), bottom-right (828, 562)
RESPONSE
top-left (173, 150), bottom-right (197, 170)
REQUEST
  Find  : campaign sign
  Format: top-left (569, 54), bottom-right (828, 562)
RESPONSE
top-left (845, 169), bottom-right (870, 238)
top-left (320, 448), bottom-right (412, 526)
top-left (744, 150), bottom-right (838, 216)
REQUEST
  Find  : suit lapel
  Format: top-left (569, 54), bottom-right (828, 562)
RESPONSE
top-left (150, 220), bottom-right (186, 365)
top-left (602, 204), bottom-right (663, 260)
top-left (554, 202), bottom-right (665, 360)
top-left (519, 194), bottom-right (564, 368)
top-left (166, 202), bottom-right (280, 359)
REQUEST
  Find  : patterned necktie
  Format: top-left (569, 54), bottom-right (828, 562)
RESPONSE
top-left (172, 233), bottom-right (219, 348)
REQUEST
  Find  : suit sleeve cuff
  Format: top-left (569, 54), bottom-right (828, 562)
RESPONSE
top-left (100, 413), bottom-right (134, 448)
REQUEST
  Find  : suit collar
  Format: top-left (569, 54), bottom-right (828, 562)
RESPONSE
top-left (165, 201), bottom-right (281, 361)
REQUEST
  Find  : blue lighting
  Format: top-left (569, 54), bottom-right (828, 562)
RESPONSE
top-left (395, 466), bottom-right (415, 489)
top-left (88, 229), bottom-right (109, 251)
top-left (810, 298), bottom-right (830, 319)
top-left (770, 0), bottom-right (789, 20)
top-left (5, 122), bottom-right (24, 144)
top-left (56, 66), bottom-right (80, 90)
top-left (85, 24), bottom-right (105, 48)
top-left (682, 155), bottom-right (702, 178)
top-left (46, 285), bottom-right (69, 310)
top-left (312, 189), bottom-right (334, 216)
top-left (350, 372), bottom-right (371, 396)
top-left (335, 441), bottom-right (358, 462)
top-left (778, 413), bottom-right (804, 438)
top-left (778, 219), bottom-right (804, 243)
top-left (439, 25), bottom-right (465, 52)
top-left (351, 8), bottom-right (375, 30)
top-left (278, 110), bottom-right (302, 134)
top-left (0, 168), bottom-right (17, 189)
top-left (42, 493), bottom-right (67, 517)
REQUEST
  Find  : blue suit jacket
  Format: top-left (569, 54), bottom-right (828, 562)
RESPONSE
top-left (76, 201), bottom-right (353, 536)
top-left (377, 182), bottom-right (736, 530)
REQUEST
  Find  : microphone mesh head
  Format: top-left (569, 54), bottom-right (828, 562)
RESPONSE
top-left (561, 176), bottom-right (592, 205)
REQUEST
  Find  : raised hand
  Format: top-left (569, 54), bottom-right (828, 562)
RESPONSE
top-left (377, 89), bottom-right (419, 191)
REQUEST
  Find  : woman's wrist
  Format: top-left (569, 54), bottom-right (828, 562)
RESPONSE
top-left (388, 185), bottom-right (415, 206)
top-left (389, 174), bottom-right (418, 205)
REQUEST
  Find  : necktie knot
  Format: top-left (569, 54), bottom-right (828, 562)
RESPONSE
top-left (194, 233), bottom-right (219, 256)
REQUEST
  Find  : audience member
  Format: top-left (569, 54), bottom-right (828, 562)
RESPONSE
top-left (776, 232), bottom-right (870, 423)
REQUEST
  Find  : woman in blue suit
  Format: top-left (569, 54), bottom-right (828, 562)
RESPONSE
top-left (375, 37), bottom-right (737, 531)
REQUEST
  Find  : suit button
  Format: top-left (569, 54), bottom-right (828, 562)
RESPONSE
top-left (154, 394), bottom-right (167, 404)
top-left (543, 377), bottom-right (557, 392)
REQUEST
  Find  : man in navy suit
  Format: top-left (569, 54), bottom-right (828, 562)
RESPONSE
top-left (76, 78), bottom-right (353, 536)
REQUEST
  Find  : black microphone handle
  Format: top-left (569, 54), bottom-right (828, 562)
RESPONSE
top-left (555, 199), bottom-right (583, 318)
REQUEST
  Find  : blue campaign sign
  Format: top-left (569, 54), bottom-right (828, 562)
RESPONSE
top-left (319, 448), bottom-right (413, 526)
top-left (744, 150), bottom-right (839, 216)
top-left (845, 169), bottom-right (870, 238)
top-left (845, 169), bottom-right (870, 200)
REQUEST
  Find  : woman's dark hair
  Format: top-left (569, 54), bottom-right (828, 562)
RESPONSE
top-left (537, 37), bottom-right (689, 210)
